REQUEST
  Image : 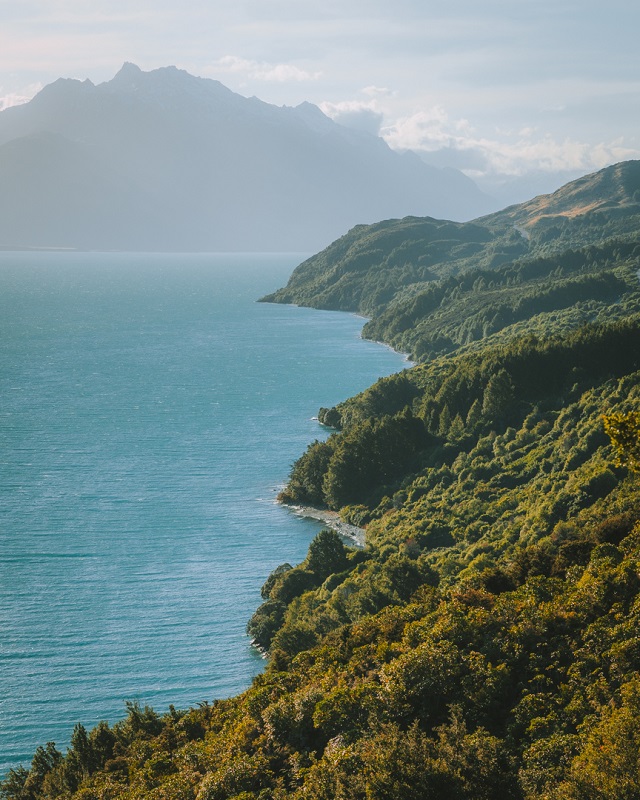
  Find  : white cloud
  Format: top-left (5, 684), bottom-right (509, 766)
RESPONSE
top-left (382, 107), bottom-right (454, 150)
top-left (319, 98), bottom-right (376, 116)
top-left (212, 55), bottom-right (321, 83)
top-left (0, 83), bottom-right (42, 111)
top-left (322, 105), bottom-right (384, 136)
top-left (381, 106), bottom-right (640, 178)
top-left (362, 85), bottom-right (393, 97)
top-left (319, 88), bottom-right (393, 135)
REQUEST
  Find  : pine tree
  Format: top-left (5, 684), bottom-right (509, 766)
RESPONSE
top-left (438, 405), bottom-right (452, 436)
top-left (482, 369), bottom-right (514, 420)
top-left (465, 398), bottom-right (482, 431)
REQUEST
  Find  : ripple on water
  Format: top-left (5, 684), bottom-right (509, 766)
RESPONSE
top-left (0, 252), bottom-right (407, 776)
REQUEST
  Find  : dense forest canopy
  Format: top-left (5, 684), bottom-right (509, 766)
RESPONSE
top-left (5, 160), bottom-right (640, 800)
top-left (262, 159), bottom-right (640, 323)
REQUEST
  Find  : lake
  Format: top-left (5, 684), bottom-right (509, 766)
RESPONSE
top-left (0, 251), bottom-right (407, 775)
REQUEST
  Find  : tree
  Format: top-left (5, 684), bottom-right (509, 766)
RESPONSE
top-left (438, 405), bottom-right (452, 436)
top-left (281, 438), bottom-right (335, 506)
top-left (306, 529), bottom-right (349, 578)
top-left (260, 563), bottom-right (293, 600)
top-left (465, 398), bottom-right (482, 431)
top-left (449, 413), bottom-right (466, 441)
top-left (0, 766), bottom-right (29, 800)
top-left (558, 682), bottom-right (640, 799)
top-left (482, 368), bottom-right (514, 420)
top-left (61, 724), bottom-right (91, 792)
top-left (603, 411), bottom-right (640, 471)
top-left (8, 742), bottom-right (63, 800)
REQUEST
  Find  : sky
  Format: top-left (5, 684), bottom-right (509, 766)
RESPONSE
top-left (1, 0), bottom-right (638, 200)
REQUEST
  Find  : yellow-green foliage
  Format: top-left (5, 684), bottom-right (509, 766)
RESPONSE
top-left (8, 333), bottom-right (640, 799)
top-left (7, 181), bottom-right (640, 800)
top-left (603, 411), bottom-right (640, 472)
top-left (9, 510), bottom-right (640, 799)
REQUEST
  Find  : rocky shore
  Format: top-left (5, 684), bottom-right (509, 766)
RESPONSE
top-left (287, 504), bottom-right (365, 547)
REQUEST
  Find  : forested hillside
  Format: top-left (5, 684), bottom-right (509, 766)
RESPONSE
top-left (5, 162), bottom-right (640, 800)
top-left (262, 160), bottom-right (640, 323)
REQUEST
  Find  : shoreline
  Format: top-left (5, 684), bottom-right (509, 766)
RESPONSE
top-left (260, 297), bottom-right (414, 366)
top-left (250, 504), bottom-right (366, 661)
top-left (286, 504), bottom-right (366, 548)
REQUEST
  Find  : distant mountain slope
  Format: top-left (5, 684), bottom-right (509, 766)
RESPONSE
top-left (479, 160), bottom-right (640, 245)
top-left (0, 132), bottom-right (162, 250)
top-left (481, 160), bottom-right (640, 227)
top-left (0, 63), bottom-right (491, 251)
top-left (263, 161), bottom-right (640, 325)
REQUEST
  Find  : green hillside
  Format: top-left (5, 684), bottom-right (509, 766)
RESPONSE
top-left (479, 159), bottom-right (640, 238)
top-left (262, 160), bottom-right (640, 323)
top-left (260, 216), bottom-right (527, 315)
top-left (5, 162), bottom-right (640, 800)
top-left (363, 239), bottom-right (637, 361)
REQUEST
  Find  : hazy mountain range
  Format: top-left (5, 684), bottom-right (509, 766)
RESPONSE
top-left (0, 63), bottom-right (493, 252)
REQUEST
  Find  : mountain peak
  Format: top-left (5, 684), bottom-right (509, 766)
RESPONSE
top-left (284, 100), bottom-right (336, 134)
top-left (112, 62), bottom-right (143, 80)
top-left (0, 62), bottom-right (494, 250)
top-left (27, 76), bottom-right (95, 108)
top-left (107, 62), bottom-right (187, 90)
top-left (102, 63), bottom-right (236, 107)
top-left (295, 100), bottom-right (324, 115)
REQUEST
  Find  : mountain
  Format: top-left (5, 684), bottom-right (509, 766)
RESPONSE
top-left (479, 159), bottom-right (640, 234)
top-left (262, 160), bottom-right (640, 319)
top-left (0, 63), bottom-right (491, 251)
top-left (7, 156), bottom-right (640, 799)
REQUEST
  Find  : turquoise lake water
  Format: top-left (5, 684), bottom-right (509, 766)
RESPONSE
top-left (0, 252), bottom-right (407, 776)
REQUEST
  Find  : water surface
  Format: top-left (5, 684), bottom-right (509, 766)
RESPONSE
top-left (0, 252), bottom-right (407, 774)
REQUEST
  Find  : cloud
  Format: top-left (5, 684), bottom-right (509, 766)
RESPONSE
top-left (362, 85), bottom-right (393, 98)
top-left (0, 83), bottom-right (42, 111)
top-left (319, 98), bottom-right (384, 136)
top-left (212, 55), bottom-right (321, 83)
top-left (381, 106), bottom-right (640, 179)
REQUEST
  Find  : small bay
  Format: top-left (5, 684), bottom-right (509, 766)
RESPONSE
top-left (0, 252), bottom-right (407, 776)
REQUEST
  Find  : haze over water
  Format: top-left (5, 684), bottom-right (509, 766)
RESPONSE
top-left (0, 252), bottom-right (407, 776)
